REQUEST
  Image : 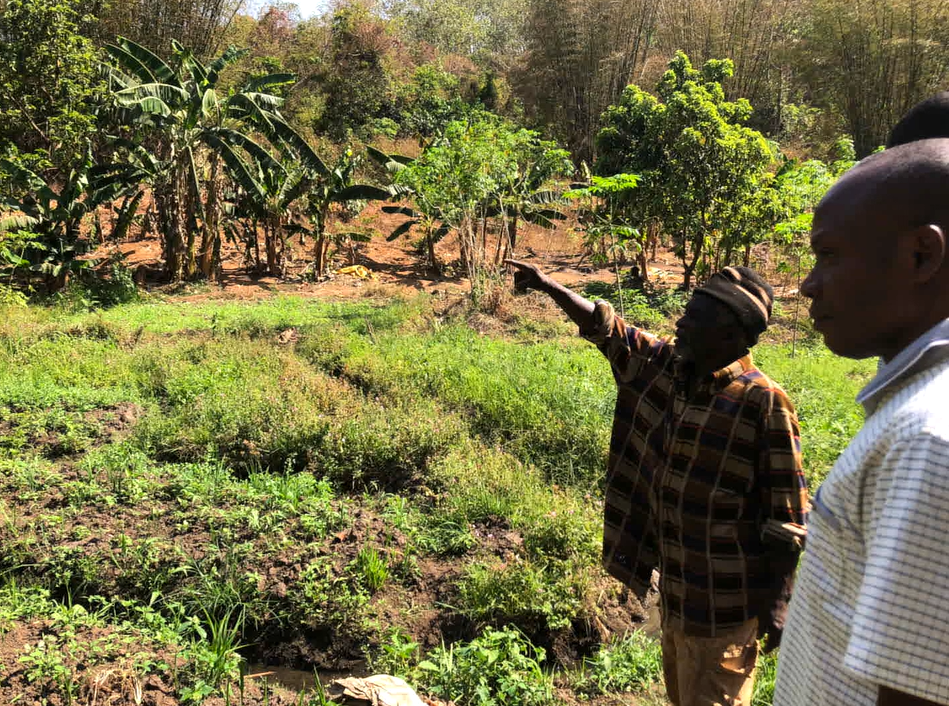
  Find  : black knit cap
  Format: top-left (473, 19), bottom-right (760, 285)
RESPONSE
top-left (696, 266), bottom-right (774, 344)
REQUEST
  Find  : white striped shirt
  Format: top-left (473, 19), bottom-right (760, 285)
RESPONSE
top-left (775, 319), bottom-right (949, 706)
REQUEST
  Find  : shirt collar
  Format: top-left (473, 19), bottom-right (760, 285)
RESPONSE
top-left (675, 354), bottom-right (752, 393)
top-left (857, 317), bottom-right (949, 414)
top-left (712, 354), bottom-right (753, 389)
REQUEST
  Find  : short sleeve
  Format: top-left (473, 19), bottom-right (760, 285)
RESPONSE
top-left (579, 299), bottom-right (672, 385)
top-left (843, 432), bottom-right (949, 704)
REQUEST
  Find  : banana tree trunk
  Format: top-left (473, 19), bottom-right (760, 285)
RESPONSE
top-left (182, 147), bottom-right (204, 280)
top-left (253, 219), bottom-right (261, 271)
top-left (265, 220), bottom-right (282, 277)
top-left (156, 185), bottom-right (184, 281)
top-left (312, 211), bottom-right (329, 277)
top-left (199, 155), bottom-right (221, 280)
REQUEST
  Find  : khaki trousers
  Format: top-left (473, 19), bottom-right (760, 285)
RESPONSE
top-left (661, 617), bottom-right (759, 706)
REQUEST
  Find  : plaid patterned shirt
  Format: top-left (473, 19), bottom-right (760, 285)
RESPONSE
top-left (583, 301), bottom-right (809, 637)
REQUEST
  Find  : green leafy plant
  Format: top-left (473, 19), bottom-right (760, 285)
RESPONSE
top-left (391, 116), bottom-right (570, 295)
top-left (416, 626), bottom-right (553, 706)
top-left (457, 558), bottom-right (586, 631)
top-left (370, 628), bottom-right (420, 677)
top-left (566, 173), bottom-right (642, 317)
top-left (179, 608), bottom-right (247, 701)
top-left (572, 631), bottom-right (663, 696)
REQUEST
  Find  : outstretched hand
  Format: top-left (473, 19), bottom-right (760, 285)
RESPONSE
top-left (505, 259), bottom-right (547, 294)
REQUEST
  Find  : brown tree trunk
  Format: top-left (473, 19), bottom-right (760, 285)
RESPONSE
top-left (199, 156), bottom-right (221, 280)
top-left (265, 222), bottom-right (281, 276)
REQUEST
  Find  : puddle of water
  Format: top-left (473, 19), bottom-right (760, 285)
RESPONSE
top-left (245, 664), bottom-right (366, 692)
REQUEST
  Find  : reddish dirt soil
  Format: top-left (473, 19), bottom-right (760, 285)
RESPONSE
top-left (86, 201), bottom-right (690, 303)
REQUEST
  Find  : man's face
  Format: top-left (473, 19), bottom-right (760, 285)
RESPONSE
top-left (801, 176), bottom-right (913, 360)
top-left (675, 293), bottom-right (744, 366)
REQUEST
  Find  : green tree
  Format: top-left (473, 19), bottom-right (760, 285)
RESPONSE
top-left (384, 0), bottom-right (528, 58)
top-left (596, 51), bottom-right (774, 289)
top-left (396, 65), bottom-right (470, 138)
top-left (393, 116), bottom-right (570, 294)
top-left (0, 0), bottom-right (102, 172)
top-left (0, 159), bottom-right (102, 291)
top-left (318, 2), bottom-right (397, 141)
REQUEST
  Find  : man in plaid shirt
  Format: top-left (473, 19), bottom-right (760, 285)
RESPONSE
top-left (507, 261), bottom-right (809, 706)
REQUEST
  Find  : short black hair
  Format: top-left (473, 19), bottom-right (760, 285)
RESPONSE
top-left (887, 92), bottom-right (949, 148)
top-left (852, 138), bottom-right (949, 229)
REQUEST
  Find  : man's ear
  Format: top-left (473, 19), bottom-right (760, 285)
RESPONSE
top-left (911, 223), bottom-right (946, 284)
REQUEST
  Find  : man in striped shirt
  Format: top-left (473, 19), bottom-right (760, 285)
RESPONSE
top-left (773, 140), bottom-right (949, 706)
top-left (507, 261), bottom-right (809, 706)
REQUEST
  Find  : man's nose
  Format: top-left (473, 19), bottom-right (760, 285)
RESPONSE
top-left (800, 269), bottom-right (818, 299)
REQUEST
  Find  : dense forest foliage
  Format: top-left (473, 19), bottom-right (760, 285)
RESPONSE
top-left (0, 0), bottom-right (946, 296)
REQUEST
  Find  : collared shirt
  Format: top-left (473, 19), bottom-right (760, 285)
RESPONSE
top-left (775, 318), bottom-right (949, 706)
top-left (582, 301), bottom-right (808, 637)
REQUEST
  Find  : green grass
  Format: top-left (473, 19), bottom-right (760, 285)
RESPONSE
top-left (755, 344), bottom-right (873, 485)
top-left (0, 293), bottom-right (873, 705)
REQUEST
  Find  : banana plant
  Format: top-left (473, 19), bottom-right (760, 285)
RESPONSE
top-left (368, 146), bottom-right (453, 275)
top-left (101, 37), bottom-right (308, 281)
top-left (306, 147), bottom-right (389, 278)
top-left (382, 201), bottom-right (453, 276)
top-left (487, 138), bottom-right (572, 263)
top-left (204, 129), bottom-right (314, 276)
top-left (0, 158), bottom-right (101, 291)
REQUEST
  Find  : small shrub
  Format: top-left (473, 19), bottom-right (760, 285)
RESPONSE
top-left (416, 626), bottom-right (553, 706)
top-left (521, 506), bottom-right (599, 563)
top-left (369, 628), bottom-right (420, 677)
top-left (291, 559), bottom-right (369, 635)
top-left (572, 631), bottom-right (663, 696)
top-left (79, 443), bottom-right (152, 505)
top-left (457, 558), bottom-right (585, 631)
top-left (0, 285), bottom-right (27, 307)
top-left (88, 253), bottom-right (140, 308)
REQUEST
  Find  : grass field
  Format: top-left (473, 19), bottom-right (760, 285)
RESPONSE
top-left (0, 292), bottom-right (874, 705)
